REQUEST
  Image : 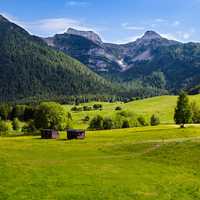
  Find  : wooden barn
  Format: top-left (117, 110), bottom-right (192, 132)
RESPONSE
top-left (41, 129), bottom-right (59, 139)
top-left (67, 129), bottom-right (85, 140)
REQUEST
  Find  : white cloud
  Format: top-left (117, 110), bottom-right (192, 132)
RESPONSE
top-left (65, 1), bottom-right (90, 7)
top-left (155, 18), bottom-right (167, 23)
top-left (183, 33), bottom-right (190, 39)
top-left (1, 12), bottom-right (96, 37)
top-left (24, 18), bottom-right (93, 36)
top-left (172, 20), bottom-right (180, 26)
top-left (161, 33), bottom-right (178, 41)
top-left (122, 23), bottom-right (145, 31)
top-left (162, 31), bottom-right (194, 42)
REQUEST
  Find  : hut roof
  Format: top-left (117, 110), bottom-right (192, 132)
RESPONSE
top-left (67, 129), bottom-right (85, 133)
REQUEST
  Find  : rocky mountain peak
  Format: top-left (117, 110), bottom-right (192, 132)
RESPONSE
top-left (141, 31), bottom-right (162, 40)
top-left (67, 28), bottom-right (103, 45)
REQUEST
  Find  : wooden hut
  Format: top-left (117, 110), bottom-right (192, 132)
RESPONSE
top-left (41, 129), bottom-right (59, 139)
top-left (67, 129), bottom-right (85, 140)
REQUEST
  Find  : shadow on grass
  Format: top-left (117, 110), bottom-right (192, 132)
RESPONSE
top-left (33, 137), bottom-right (68, 141)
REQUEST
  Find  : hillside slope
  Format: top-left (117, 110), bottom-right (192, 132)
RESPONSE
top-left (0, 15), bottom-right (115, 102)
top-left (65, 95), bottom-right (200, 129)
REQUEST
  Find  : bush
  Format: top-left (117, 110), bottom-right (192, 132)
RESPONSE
top-left (150, 114), bottom-right (160, 126)
top-left (89, 115), bottom-right (104, 130)
top-left (137, 116), bottom-right (148, 126)
top-left (83, 116), bottom-right (90, 122)
top-left (115, 106), bottom-right (122, 111)
top-left (122, 120), bottom-right (130, 128)
top-left (83, 106), bottom-right (92, 111)
top-left (103, 117), bottom-right (114, 130)
top-left (117, 110), bottom-right (133, 118)
top-left (0, 121), bottom-right (13, 133)
top-left (93, 104), bottom-right (103, 110)
top-left (71, 106), bottom-right (83, 112)
top-left (67, 113), bottom-right (72, 121)
top-left (22, 120), bottom-right (37, 133)
top-left (113, 115), bottom-right (125, 129)
top-left (12, 118), bottom-right (22, 131)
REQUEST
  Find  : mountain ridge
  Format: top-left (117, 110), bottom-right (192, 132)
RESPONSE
top-left (45, 27), bottom-right (200, 93)
top-left (0, 14), bottom-right (199, 103)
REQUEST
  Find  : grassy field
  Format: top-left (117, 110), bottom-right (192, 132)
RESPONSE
top-left (1, 125), bottom-right (200, 199)
top-left (66, 95), bottom-right (200, 129)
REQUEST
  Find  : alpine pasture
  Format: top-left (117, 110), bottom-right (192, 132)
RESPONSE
top-left (1, 95), bottom-right (200, 199)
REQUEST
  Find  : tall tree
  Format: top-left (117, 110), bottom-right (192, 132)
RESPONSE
top-left (174, 92), bottom-right (192, 128)
top-left (34, 102), bottom-right (71, 131)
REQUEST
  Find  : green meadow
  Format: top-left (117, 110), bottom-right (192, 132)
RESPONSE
top-left (1, 125), bottom-right (200, 199)
top-left (67, 95), bottom-right (200, 129)
top-left (1, 95), bottom-right (200, 199)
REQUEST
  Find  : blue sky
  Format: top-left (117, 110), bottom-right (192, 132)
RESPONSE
top-left (0, 0), bottom-right (200, 43)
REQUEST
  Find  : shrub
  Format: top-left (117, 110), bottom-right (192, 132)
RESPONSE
top-left (22, 120), bottom-right (37, 133)
top-left (150, 114), bottom-right (160, 126)
top-left (12, 118), bottom-right (22, 131)
top-left (0, 121), bottom-right (13, 133)
top-left (89, 115), bottom-right (104, 130)
top-left (71, 106), bottom-right (83, 112)
top-left (93, 104), bottom-right (103, 110)
top-left (117, 110), bottom-right (133, 118)
top-left (115, 106), bottom-right (122, 111)
top-left (83, 116), bottom-right (90, 122)
top-left (103, 117), bottom-right (114, 130)
top-left (83, 106), bottom-right (92, 111)
top-left (113, 115), bottom-right (125, 129)
top-left (137, 116), bottom-right (148, 126)
top-left (67, 113), bottom-right (72, 121)
top-left (122, 120), bottom-right (130, 128)
top-left (71, 107), bottom-right (77, 111)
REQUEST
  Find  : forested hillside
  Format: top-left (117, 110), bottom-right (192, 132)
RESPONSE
top-left (0, 15), bottom-right (116, 102)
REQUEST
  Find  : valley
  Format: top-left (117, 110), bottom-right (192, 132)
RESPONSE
top-left (0, 2), bottom-right (200, 199)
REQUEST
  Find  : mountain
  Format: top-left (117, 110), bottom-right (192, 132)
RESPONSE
top-left (0, 15), bottom-right (117, 102)
top-left (0, 14), bottom-right (199, 103)
top-left (45, 28), bottom-right (200, 93)
top-left (44, 30), bottom-right (124, 73)
top-left (46, 29), bottom-right (179, 73)
top-left (67, 28), bottom-right (103, 45)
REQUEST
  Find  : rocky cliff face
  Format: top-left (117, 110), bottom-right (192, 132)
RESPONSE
top-left (67, 28), bottom-right (103, 45)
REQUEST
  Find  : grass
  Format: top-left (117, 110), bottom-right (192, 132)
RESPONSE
top-left (1, 125), bottom-right (200, 199)
top-left (66, 95), bottom-right (200, 129)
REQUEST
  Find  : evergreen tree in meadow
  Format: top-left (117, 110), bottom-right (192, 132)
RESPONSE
top-left (150, 114), bottom-right (160, 126)
top-left (174, 92), bottom-right (192, 128)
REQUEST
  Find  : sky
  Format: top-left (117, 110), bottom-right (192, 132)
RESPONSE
top-left (0, 0), bottom-right (200, 44)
